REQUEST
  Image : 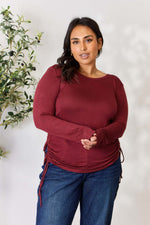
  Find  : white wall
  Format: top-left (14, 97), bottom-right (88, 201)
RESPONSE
top-left (0, 0), bottom-right (150, 225)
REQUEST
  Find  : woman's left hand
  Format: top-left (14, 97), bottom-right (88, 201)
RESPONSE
top-left (81, 133), bottom-right (97, 150)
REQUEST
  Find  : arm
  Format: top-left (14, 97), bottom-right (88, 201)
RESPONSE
top-left (96, 76), bottom-right (128, 145)
top-left (33, 65), bottom-right (95, 143)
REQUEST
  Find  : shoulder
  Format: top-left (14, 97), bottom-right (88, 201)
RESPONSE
top-left (40, 64), bottom-right (61, 83)
top-left (45, 64), bottom-right (62, 77)
top-left (107, 74), bottom-right (124, 88)
top-left (36, 64), bottom-right (62, 90)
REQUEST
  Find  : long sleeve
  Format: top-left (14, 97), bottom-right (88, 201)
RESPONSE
top-left (33, 65), bottom-right (95, 143)
top-left (96, 76), bottom-right (128, 145)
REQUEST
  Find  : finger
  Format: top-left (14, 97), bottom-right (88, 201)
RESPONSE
top-left (90, 136), bottom-right (97, 142)
top-left (83, 145), bottom-right (91, 150)
top-left (82, 141), bottom-right (91, 148)
top-left (82, 139), bottom-right (97, 146)
top-left (81, 139), bottom-right (91, 145)
top-left (83, 142), bottom-right (96, 149)
top-left (83, 142), bottom-right (93, 148)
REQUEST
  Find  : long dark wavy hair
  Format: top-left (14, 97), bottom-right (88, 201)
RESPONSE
top-left (57, 17), bottom-right (104, 83)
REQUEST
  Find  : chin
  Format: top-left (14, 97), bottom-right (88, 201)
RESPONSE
top-left (79, 59), bottom-right (95, 66)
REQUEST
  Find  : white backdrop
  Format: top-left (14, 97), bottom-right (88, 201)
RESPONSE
top-left (0, 0), bottom-right (150, 225)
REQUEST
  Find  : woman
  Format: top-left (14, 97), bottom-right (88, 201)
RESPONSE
top-left (33, 17), bottom-right (128, 225)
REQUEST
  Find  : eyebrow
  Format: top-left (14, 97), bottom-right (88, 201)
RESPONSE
top-left (71, 35), bottom-right (94, 40)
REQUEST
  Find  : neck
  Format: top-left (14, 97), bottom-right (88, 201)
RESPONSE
top-left (78, 64), bottom-right (97, 76)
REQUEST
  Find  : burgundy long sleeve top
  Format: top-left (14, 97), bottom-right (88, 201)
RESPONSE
top-left (33, 64), bottom-right (128, 205)
top-left (33, 64), bottom-right (128, 171)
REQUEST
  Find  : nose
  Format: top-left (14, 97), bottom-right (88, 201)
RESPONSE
top-left (80, 41), bottom-right (87, 51)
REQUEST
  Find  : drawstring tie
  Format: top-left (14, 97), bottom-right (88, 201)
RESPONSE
top-left (38, 144), bottom-right (49, 207)
top-left (38, 160), bottom-right (49, 207)
top-left (119, 147), bottom-right (125, 183)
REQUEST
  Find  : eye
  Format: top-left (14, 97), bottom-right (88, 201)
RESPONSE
top-left (86, 38), bottom-right (93, 43)
top-left (72, 40), bottom-right (79, 45)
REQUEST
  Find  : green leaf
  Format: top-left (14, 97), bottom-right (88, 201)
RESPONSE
top-left (31, 50), bottom-right (34, 55)
top-left (0, 98), bottom-right (5, 101)
top-left (26, 107), bottom-right (32, 112)
top-left (29, 95), bottom-right (32, 100)
top-left (8, 111), bottom-right (14, 116)
top-left (24, 91), bottom-right (28, 99)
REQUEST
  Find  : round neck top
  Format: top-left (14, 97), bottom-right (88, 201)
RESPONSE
top-left (76, 71), bottom-right (108, 80)
top-left (33, 64), bottom-right (128, 206)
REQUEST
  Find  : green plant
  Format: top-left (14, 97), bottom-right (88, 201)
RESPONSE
top-left (0, 6), bottom-right (43, 158)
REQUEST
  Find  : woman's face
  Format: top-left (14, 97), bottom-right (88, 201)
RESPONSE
top-left (70, 25), bottom-right (102, 66)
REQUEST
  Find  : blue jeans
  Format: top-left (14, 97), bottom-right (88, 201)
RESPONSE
top-left (36, 157), bottom-right (121, 225)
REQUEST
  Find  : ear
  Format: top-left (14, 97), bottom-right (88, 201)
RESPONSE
top-left (97, 38), bottom-right (102, 50)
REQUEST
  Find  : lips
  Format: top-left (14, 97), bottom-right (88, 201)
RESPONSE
top-left (79, 53), bottom-right (89, 59)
